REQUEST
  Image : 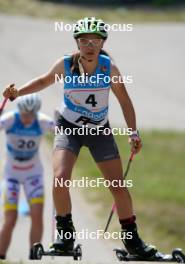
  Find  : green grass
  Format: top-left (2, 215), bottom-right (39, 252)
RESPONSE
top-left (47, 130), bottom-right (185, 252)
top-left (0, 0), bottom-right (185, 22)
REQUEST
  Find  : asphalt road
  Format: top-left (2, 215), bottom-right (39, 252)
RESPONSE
top-left (0, 14), bottom-right (184, 263)
top-left (0, 15), bottom-right (185, 129)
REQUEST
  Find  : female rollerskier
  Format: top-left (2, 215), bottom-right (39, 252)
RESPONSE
top-left (3, 17), bottom-right (158, 259)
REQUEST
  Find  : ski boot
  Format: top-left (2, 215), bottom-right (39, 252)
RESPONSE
top-left (31, 214), bottom-right (82, 260)
top-left (49, 214), bottom-right (76, 254)
top-left (122, 223), bottom-right (157, 258)
top-left (114, 222), bottom-right (185, 262)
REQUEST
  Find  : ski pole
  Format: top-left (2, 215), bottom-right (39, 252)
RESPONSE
top-left (51, 203), bottom-right (55, 260)
top-left (51, 203), bottom-right (55, 243)
top-left (0, 98), bottom-right (8, 116)
top-left (104, 151), bottom-right (135, 233)
top-left (104, 203), bottom-right (116, 234)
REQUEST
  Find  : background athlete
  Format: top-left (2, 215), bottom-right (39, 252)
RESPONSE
top-left (3, 17), bottom-right (159, 259)
top-left (0, 94), bottom-right (54, 259)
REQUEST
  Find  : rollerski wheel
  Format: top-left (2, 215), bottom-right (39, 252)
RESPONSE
top-left (73, 244), bottom-right (82, 260)
top-left (113, 248), bottom-right (129, 261)
top-left (172, 248), bottom-right (185, 263)
top-left (32, 243), bottom-right (44, 260)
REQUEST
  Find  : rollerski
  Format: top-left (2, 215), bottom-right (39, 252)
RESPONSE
top-left (31, 242), bottom-right (82, 260)
top-left (114, 247), bottom-right (185, 262)
top-left (31, 214), bottom-right (82, 260)
top-left (115, 222), bottom-right (185, 262)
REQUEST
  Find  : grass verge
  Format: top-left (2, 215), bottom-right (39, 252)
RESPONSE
top-left (0, 0), bottom-right (185, 22)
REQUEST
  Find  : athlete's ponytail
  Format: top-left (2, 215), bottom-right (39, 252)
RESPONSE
top-left (70, 52), bottom-right (81, 75)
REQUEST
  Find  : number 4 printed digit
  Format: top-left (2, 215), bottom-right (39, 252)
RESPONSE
top-left (85, 94), bottom-right (97, 107)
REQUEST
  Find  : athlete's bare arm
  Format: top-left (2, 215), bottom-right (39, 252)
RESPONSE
top-left (110, 63), bottom-right (137, 131)
top-left (3, 58), bottom-right (65, 98)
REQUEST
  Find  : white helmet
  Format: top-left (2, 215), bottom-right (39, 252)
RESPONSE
top-left (17, 94), bottom-right (41, 114)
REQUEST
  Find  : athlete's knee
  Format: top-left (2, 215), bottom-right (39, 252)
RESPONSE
top-left (3, 213), bottom-right (17, 231)
top-left (53, 169), bottom-right (71, 188)
top-left (109, 183), bottom-right (129, 196)
top-left (31, 214), bottom-right (43, 227)
top-left (30, 203), bottom-right (43, 219)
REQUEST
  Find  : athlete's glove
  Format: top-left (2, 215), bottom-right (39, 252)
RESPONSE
top-left (3, 84), bottom-right (19, 101)
top-left (129, 130), bottom-right (142, 154)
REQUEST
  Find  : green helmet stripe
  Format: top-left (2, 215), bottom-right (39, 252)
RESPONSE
top-left (73, 17), bottom-right (108, 39)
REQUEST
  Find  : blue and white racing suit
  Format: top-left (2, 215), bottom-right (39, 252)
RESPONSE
top-left (0, 111), bottom-right (54, 210)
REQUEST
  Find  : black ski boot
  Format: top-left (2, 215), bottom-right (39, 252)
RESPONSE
top-left (115, 216), bottom-right (185, 262)
top-left (122, 222), bottom-right (157, 259)
top-left (50, 214), bottom-right (76, 254)
top-left (0, 254), bottom-right (6, 259)
top-left (120, 216), bottom-right (157, 259)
